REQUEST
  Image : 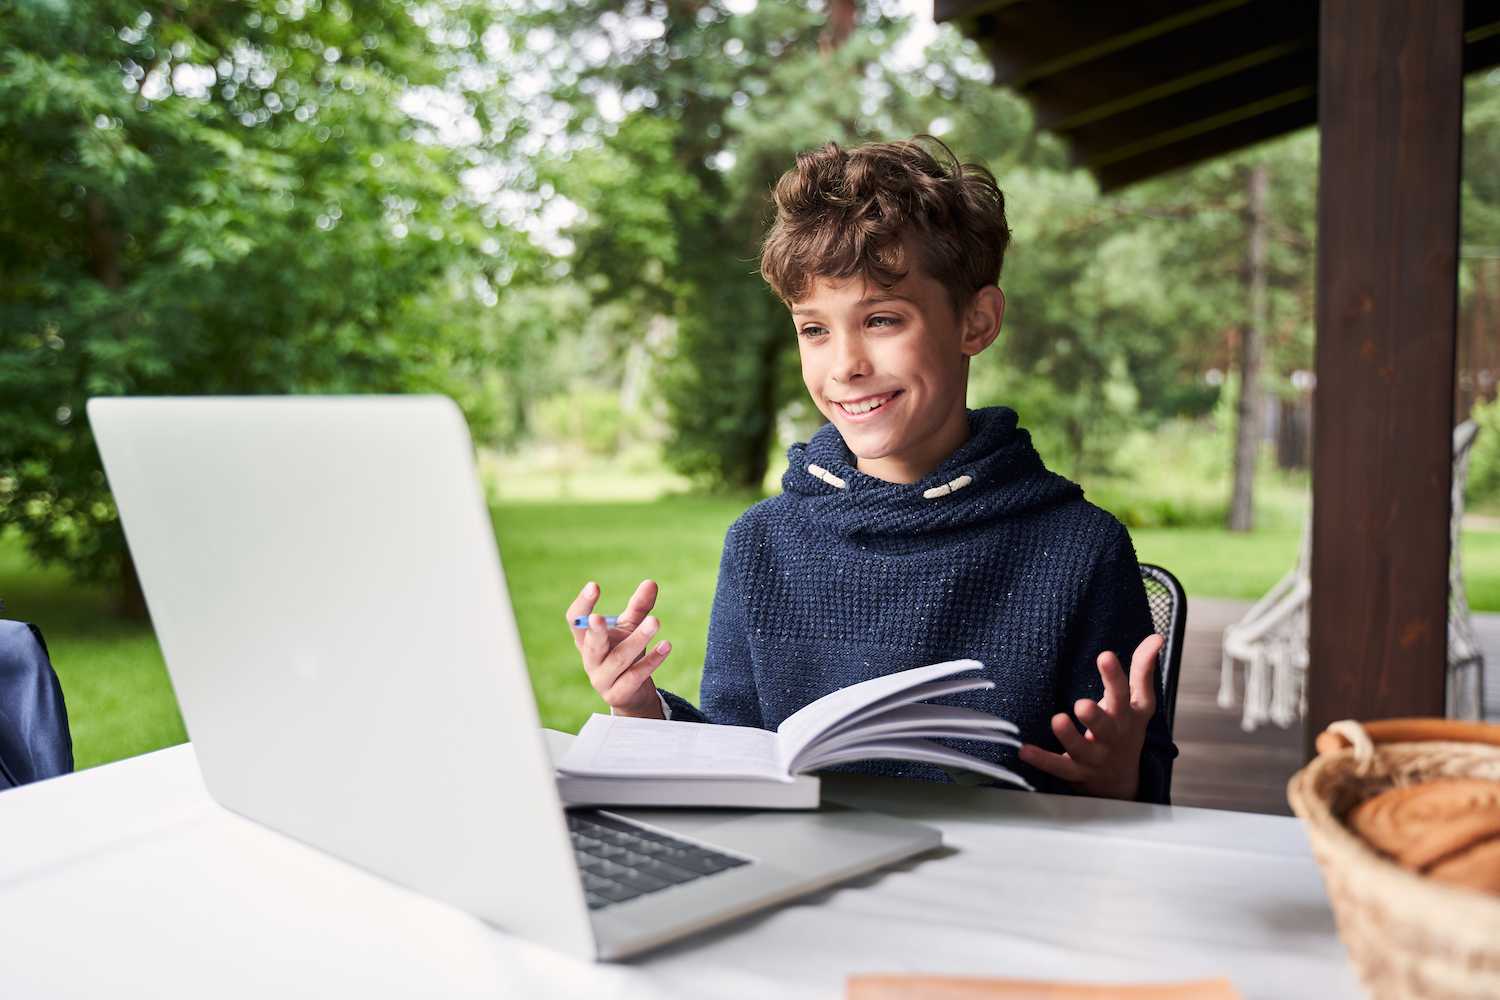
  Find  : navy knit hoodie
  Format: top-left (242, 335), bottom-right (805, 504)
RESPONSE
top-left (659, 406), bottom-right (1178, 804)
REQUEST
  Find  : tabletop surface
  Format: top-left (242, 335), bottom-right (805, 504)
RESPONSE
top-left (0, 744), bottom-right (1362, 1000)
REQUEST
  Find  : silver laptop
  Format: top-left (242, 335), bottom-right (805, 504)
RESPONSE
top-left (88, 395), bottom-right (940, 961)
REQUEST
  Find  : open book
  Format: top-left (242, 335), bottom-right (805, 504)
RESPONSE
top-left (555, 659), bottom-right (1032, 808)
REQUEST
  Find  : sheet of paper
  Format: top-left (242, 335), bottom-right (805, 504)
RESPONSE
top-left (555, 714), bottom-right (791, 781)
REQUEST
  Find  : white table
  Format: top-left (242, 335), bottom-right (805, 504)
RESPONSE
top-left (0, 744), bottom-right (1362, 999)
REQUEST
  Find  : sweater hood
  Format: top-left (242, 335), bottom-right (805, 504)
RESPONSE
top-left (781, 406), bottom-right (1082, 539)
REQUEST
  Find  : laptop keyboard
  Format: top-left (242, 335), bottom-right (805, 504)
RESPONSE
top-left (567, 810), bottom-right (750, 910)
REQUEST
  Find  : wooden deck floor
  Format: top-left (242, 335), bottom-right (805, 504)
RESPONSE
top-left (1169, 598), bottom-right (1500, 816)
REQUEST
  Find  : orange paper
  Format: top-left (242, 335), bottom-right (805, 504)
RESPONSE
top-left (846, 974), bottom-right (1243, 1000)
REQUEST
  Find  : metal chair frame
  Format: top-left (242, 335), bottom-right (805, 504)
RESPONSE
top-left (1139, 562), bottom-right (1187, 740)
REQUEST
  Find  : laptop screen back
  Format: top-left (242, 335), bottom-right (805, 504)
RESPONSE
top-left (89, 395), bottom-right (595, 958)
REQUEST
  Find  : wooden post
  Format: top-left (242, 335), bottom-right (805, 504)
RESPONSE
top-left (1307, 0), bottom-right (1463, 745)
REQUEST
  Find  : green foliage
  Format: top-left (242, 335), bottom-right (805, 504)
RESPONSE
top-left (1080, 384), bottom-right (1309, 533)
top-left (1466, 394), bottom-right (1500, 510)
top-left (970, 129), bottom-right (1320, 482)
top-left (511, 1), bottom-right (1057, 489)
top-left (6, 0), bottom-right (1498, 594)
top-left (970, 354), bottom-right (1129, 479)
top-left (450, 281), bottom-right (600, 450)
top-left (0, 0), bottom-right (516, 589)
top-left (1089, 453), bottom-right (1308, 533)
top-left (658, 281), bottom-right (791, 489)
top-left (1460, 75), bottom-right (1500, 436)
top-left (1089, 416), bottom-right (1234, 529)
top-left (534, 385), bottom-right (636, 456)
top-left (1086, 489), bottom-right (1225, 531)
top-left (1468, 77), bottom-right (1500, 500)
top-left (506, 2), bottom-right (1326, 492)
top-left (1463, 75), bottom-right (1500, 254)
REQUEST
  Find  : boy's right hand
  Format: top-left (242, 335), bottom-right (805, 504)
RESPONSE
top-left (566, 579), bottom-right (670, 719)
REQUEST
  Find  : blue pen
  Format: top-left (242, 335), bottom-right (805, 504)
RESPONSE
top-left (572, 615), bottom-right (620, 628)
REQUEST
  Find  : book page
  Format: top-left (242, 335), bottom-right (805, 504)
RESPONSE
top-left (555, 714), bottom-right (791, 782)
top-left (789, 704), bottom-right (1021, 770)
top-left (773, 659), bottom-right (986, 767)
top-left (811, 678), bottom-right (1004, 746)
top-left (807, 737), bottom-right (1033, 790)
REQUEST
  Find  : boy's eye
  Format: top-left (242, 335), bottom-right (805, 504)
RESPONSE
top-left (869, 315), bottom-right (900, 327)
top-left (798, 324), bottom-right (828, 339)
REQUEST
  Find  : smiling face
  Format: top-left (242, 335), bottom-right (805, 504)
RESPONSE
top-left (791, 264), bottom-right (1005, 484)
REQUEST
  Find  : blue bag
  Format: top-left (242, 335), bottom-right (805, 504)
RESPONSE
top-left (0, 620), bottom-right (74, 790)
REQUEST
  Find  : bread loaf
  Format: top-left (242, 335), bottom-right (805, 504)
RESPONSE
top-left (1348, 777), bottom-right (1500, 895)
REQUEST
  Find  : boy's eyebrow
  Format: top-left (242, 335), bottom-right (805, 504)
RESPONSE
top-left (791, 293), bottom-right (914, 316)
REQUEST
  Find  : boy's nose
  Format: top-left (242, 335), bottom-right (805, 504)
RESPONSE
top-left (830, 333), bottom-right (871, 383)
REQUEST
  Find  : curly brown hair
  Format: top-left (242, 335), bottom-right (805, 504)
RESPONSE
top-left (759, 135), bottom-right (1010, 314)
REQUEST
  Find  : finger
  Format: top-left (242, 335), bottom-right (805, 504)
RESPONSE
top-left (1096, 650), bottom-right (1130, 713)
top-left (1018, 744), bottom-right (1087, 784)
top-left (580, 613), bottom-right (614, 674)
top-left (566, 582), bottom-right (601, 649)
top-left (604, 641), bottom-right (671, 704)
top-left (1052, 712), bottom-right (1108, 768)
top-left (1075, 698), bottom-right (1119, 745)
top-left (597, 615), bottom-right (660, 690)
top-left (614, 579), bottom-right (659, 633)
top-left (1129, 633), bottom-right (1164, 715)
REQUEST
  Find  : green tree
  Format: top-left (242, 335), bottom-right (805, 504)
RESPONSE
top-left (0, 0), bottom-right (517, 612)
top-left (1132, 135), bottom-right (1319, 519)
top-left (1455, 75), bottom-right (1500, 506)
top-left (507, 0), bottom-right (1045, 489)
top-left (972, 132), bottom-right (1318, 483)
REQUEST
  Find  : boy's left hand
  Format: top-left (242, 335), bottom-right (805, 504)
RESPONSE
top-left (1017, 633), bottom-right (1164, 801)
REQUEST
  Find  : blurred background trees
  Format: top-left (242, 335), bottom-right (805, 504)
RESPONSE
top-left (0, 0), bottom-right (522, 610)
top-left (4, 0), bottom-right (1500, 613)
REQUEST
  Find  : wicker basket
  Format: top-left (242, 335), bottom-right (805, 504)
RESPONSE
top-left (1287, 719), bottom-right (1500, 999)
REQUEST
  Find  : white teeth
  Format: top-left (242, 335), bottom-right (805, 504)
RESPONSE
top-left (839, 394), bottom-right (893, 415)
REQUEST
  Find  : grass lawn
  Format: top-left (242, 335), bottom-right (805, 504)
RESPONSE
top-left (5, 499), bottom-right (1499, 771)
top-left (0, 538), bottom-right (187, 771)
top-left (1132, 527), bottom-right (1301, 601)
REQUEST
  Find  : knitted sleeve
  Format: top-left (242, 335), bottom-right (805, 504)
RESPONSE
top-left (656, 523), bottom-right (764, 728)
top-left (1056, 522), bottom-right (1179, 805)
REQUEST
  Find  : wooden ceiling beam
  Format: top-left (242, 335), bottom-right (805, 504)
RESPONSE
top-left (1464, 10), bottom-right (1500, 48)
top-left (938, 0), bottom-right (1500, 191)
top-left (1466, 34), bottom-right (1500, 75)
top-left (941, 0), bottom-right (1281, 90)
top-left (931, 0), bottom-right (1025, 23)
top-left (1044, 39), bottom-right (1311, 134)
top-left (1092, 97), bottom-right (1316, 192)
top-left (1064, 46), bottom-right (1317, 168)
top-left (1007, 1), bottom-right (1498, 132)
top-left (1088, 27), bottom-right (1500, 192)
top-left (996, 3), bottom-right (1315, 131)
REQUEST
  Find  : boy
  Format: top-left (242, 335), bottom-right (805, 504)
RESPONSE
top-left (565, 137), bottom-right (1177, 803)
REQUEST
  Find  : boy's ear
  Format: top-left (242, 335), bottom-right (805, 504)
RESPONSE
top-left (959, 286), bottom-right (1005, 357)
